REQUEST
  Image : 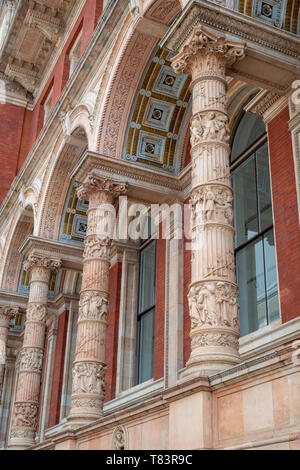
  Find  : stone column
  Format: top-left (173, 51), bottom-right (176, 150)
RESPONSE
top-left (8, 254), bottom-right (61, 449)
top-left (67, 173), bottom-right (127, 426)
top-left (171, 26), bottom-right (245, 376)
top-left (0, 307), bottom-right (18, 403)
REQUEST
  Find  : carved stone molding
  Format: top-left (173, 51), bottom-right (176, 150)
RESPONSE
top-left (25, 8), bottom-right (62, 43)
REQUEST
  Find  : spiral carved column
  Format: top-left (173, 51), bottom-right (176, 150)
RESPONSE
top-left (67, 173), bottom-right (127, 426)
top-left (8, 254), bottom-right (61, 449)
top-left (171, 26), bottom-right (246, 376)
top-left (0, 307), bottom-right (18, 403)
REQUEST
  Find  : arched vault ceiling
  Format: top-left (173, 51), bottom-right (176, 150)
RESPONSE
top-left (122, 47), bottom-right (191, 173)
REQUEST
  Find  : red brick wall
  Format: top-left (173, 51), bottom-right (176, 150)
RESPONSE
top-left (153, 237), bottom-right (166, 380)
top-left (267, 106), bottom-right (300, 323)
top-left (0, 103), bottom-right (26, 204)
top-left (48, 311), bottom-right (69, 428)
top-left (105, 261), bottom-right (122, 402)
top-left (0, 0), bottom-right (104, 200)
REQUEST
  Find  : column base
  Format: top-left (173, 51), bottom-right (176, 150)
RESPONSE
top-left (7, 428), bottom-right (36, 450)
top-left (65, 396), bottom-right (104, 430)
top-left (181, 351), bottom-right (241, 379)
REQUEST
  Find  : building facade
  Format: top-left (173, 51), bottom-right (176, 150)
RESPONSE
top-left (0, 0), bottom-right (299, 451)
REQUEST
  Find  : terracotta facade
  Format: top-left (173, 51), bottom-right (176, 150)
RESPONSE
top-left (0, 0), bottom-right (299, 450)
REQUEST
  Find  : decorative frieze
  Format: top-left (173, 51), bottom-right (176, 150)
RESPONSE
top-left (78, 291), bottom-right (109, 322)
top-left (72, 362), bottom-right (107, 397)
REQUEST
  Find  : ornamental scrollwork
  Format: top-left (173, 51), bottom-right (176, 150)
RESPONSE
top-left (72, 362), bottom-right (107, 397)
top-left (190, 112), bottom-right (230, 146)
top-left (191, 333), bottom-right (239, 349)
top-left (78, 291), bottom-right (109, 322)
top-left (188, 282), bottom-right (240, 331)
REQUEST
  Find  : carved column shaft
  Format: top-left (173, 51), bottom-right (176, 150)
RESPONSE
top-left (171, 27), bottom-right (245, 376)
top-left (8, 254), bottom-right (61, 449)
top-left (68, 174), bottom-right (127, 424)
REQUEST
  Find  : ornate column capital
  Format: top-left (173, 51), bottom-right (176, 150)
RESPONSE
top-left (0, 306), bottom-right (19, 322)
top-left (23, 253), bottom-right (62, 273)
top-left (171, 26), bottom-right (245, 77)
top-left (77, 173), bottom-right (128, 203)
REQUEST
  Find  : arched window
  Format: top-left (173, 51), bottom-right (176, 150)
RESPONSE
top-left (137, 217), bottom-right (157, 384)
top-left (231, 112), bottom-right (280, 336)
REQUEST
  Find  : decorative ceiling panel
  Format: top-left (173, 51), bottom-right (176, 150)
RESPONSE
top-left (123, 47), bottom-right (191, 173)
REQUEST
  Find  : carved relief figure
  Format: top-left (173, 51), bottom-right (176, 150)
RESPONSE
top-left (79, 291), bottom-right (109, 322)
top-left (13, 403), bottom-right (38, 428)
top-left (72, 362), bottom-right (106, 396)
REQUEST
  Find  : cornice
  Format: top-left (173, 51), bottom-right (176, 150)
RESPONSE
top-left (161, 0), bottom-right (300, 95)
top-left (71, 150), bottom-right (185, 204)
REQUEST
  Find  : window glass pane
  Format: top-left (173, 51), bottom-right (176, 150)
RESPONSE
top-left (231, 112), bottom-right (266, 162)
top-left (236, 237), bottom-right (267, 336)
top-left (263, 229), bottom-right (280, 324)
top-left (256, 142), bottom-right (273, 231)
top-left (232, 155), bottom-right (259, 247)
top-left (138, 240), bottom-right (156, 313)
top-left (138, 309), bottom-right (155, 383)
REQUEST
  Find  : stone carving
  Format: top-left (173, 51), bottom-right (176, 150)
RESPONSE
top-left (72, 362), bottom-right (107, 397)
top-left (26, 304), bottom-right (47, 322)
top-left (171, 26), bottom-right (245, 75)
top-left (78, 292), bottom-right (109, 322)
top-left (19, 348), bottom-right (43, 372)
top-left (24, 254), bottom-right (61, 272)
top-left (77, 173), bottom-right (128, 201)
top-left (83, 236), bottom-right (112, 260)
top-left (191, 186), bottom-right (233, 225)
top-left (71, 398), bottom-right (102, 409)
top-left (13, 403), bottom-right (38, 429)
top-left (190, 112), bottom-right (230, 146)
top-left (188, 282), bottom-right (239, 330)
top-left (191, 333), bottom-right (239, 349)
top-left (112, 425), bottom-right (127, 451)
top-left (10, 429), bottom-right (35, 440)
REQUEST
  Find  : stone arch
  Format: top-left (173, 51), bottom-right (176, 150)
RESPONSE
top-left (0, 207), bottom-right (34, 291)
top-left (93, 1), bottom-right (182, 157)
top-left (38, 126), bottom-right (88, 240)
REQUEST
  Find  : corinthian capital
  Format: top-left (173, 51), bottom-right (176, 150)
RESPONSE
top-left (24, 254), bottom-right (62, 273)
top-left (77, 173), bottom-right (128, 202)
top-left (171, 26), bottom-right (245, 76)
